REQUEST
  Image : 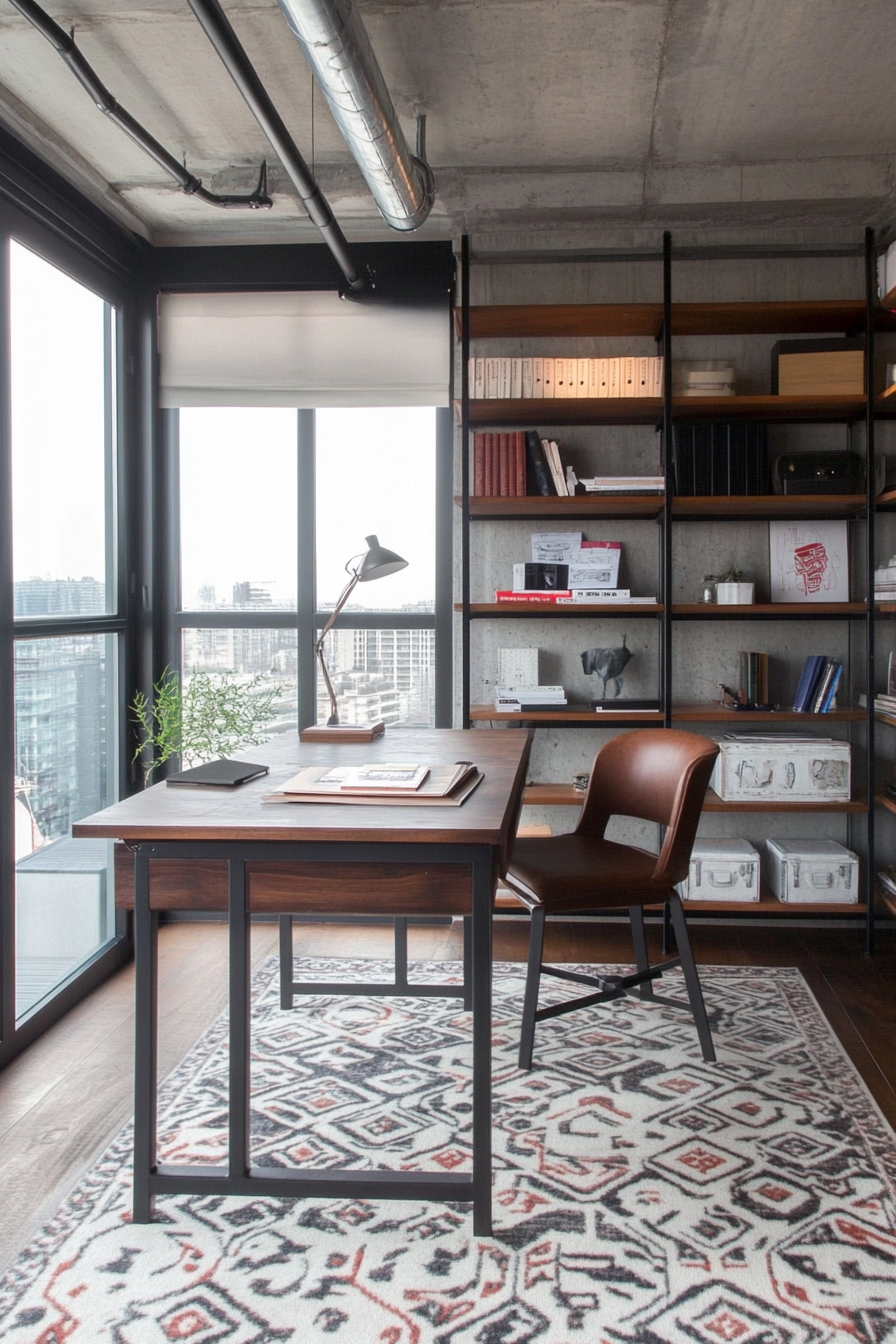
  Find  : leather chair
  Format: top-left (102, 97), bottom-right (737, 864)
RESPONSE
top-left (502, 729), bottom-right (720, 1069)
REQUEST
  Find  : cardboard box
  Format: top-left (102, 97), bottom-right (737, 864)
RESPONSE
top-left (678, 840), bottom-right (761, 902)
top-left (766, 839), bottom-right (859, 903)
top-left (710, 735), bottom-right (850, 802)
top-left (771, 339), bottom-right (864, 396)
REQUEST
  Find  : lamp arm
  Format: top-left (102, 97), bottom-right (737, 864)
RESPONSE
top-left (314, 570), bottom-right (360, 725)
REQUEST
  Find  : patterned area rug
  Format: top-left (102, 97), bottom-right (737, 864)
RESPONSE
top-left (1, 958), bottom-right (895, 1343)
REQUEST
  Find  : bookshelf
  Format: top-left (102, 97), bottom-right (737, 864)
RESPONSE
top-left (457, 231), bottom-right (887, 936)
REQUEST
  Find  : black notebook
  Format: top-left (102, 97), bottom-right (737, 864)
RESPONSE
top-left (166, 759), bottom-right (269, 788)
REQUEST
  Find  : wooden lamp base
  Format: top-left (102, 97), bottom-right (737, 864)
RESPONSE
top-left (299, 721), bottom-right (385, 744)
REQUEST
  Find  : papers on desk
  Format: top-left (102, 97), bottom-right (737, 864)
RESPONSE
top-left (265, 761), bottom-right (483, 806)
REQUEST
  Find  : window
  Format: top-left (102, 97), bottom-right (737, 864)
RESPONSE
top-left (175, 405), bottom-right (447, 734)
top-left (7, 241), bottom-right (121, 1024)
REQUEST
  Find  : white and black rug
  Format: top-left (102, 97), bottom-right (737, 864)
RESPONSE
top-left (1, 958), bottom-right (895, 1342)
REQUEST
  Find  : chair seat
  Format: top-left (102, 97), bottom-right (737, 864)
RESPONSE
top-left (506, 834), bottom-right (671, 913)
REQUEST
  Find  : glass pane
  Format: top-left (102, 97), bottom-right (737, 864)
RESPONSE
top-left (315, 408), bottom-right (436, 613)
top-left (318, 626), bottom-right (435, 728)
top-left (179, 409), bottom-right (298, 611)
top-left (14, 634), bottom-right (117, 1021)
top-left (182, 628), bottom-right (299, 743)
top-left (10, 240), bottom-right (113, 617)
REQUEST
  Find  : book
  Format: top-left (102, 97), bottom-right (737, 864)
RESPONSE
top-left (494, 590), bottom-right (651, 604)
top-left (317, 763), bottom-right (430, 792)
top-left (792, 654), bottom-right (828, 711)
top-left (525, 429), bottom-right (555, 496)
top-left (166, 758), bottom-right (270, 788)
top-left (819, 662), bottom-right (843, 712)
top-left (265, 764), bottom-right (483, 806)
top-left (541, 438), bottom-right (567, 496)
top-left (810, 660), bottom-right (838, 713)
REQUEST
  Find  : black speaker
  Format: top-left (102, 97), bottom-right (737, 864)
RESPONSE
top-left (773, 451), bottom-right (864, 495)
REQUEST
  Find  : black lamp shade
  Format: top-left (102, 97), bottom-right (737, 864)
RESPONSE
top-left (357, 534), bottom-right (408, 582)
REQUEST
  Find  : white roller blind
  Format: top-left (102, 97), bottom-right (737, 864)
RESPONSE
top-left (159, 291), bottom-right (449, 408)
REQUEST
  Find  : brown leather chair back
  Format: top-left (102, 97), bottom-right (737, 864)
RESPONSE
top-left (576, 730), bottom-right (720, 888)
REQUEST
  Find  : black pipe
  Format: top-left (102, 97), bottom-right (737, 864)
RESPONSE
top-left (7, 0), bottom-right (272, 210)
top-left (186, 0), bottom-right (367, 294)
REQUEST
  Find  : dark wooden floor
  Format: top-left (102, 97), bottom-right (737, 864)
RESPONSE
top-left (1, 915), bottom-right (894, 1272)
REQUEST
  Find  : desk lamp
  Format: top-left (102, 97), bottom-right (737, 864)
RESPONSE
top-left (300, 535), bottom-right (408, 742)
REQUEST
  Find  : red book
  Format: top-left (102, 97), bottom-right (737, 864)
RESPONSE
top-left (486, 432), bottom-right (497, 496)
top-left (498, 432), bottom-right (509, 496)
top-left (514, 431), bottom-right (526, 496)
top-left (473, 432), bottom-right (486, 496)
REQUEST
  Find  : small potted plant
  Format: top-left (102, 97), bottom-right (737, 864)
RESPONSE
top-left (715, 566), bottom-right (755, 605)
top-left (131, 667), bottom-right (282, 786)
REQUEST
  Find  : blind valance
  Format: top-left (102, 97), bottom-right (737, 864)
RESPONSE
top-left (159, 290), bottom-right (449, 408)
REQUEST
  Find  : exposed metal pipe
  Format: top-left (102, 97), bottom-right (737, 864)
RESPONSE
top-left (187, 0), bottom-right (367, 293)
top-left (274, 0), bottom-right (434, 232)
top-left (6, 0), bottom-right (272, 210)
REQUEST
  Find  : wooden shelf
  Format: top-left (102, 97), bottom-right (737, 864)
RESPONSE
top-left (679, 890), bottom-right (866, 914)
top-left (463, 602), bottom-right (662, 617)
top-left (703, 789), bottom-right (866, 812)
top-left (672, 494), bottom-right (866, 518)
top-left (461, 494), bottom-right (664, 520)
top-left (475, 704), bottom-right (862, 727)
top-left (674, 602), bottom-right (867, 617)
top-left (673, 704), bottom-right (865, 722)
top-left (459, 494), bottom-right (867, 521)
top-left (459, 395), bottom-right (876, 426)
top-left (520, 782), bottom-right (866, 815)
top-left (457, 300), bottom-right (896, 340)
top-left (471, 705), bottom-right (663, 725)
top-left (461, 397), bottom-right (663, 426)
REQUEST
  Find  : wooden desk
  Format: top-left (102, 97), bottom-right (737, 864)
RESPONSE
top-left (73, 728), bottom-right (532, 1235)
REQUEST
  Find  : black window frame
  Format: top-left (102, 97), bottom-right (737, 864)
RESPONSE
top-left (0, 175), bottom-right (141, 1065)
top-left (162, 402), bottom-right (454, 737)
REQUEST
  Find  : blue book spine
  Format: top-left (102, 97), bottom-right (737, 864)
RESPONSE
top-left (793, 655), bottom-right (826, 712)
top-left (820, 663), bottom-right (844, 713)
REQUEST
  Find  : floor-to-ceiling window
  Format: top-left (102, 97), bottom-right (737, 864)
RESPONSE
top-left (174, 405), bottom-right (447, 732)
top-left (6, 239), bottom-right (123, 1024)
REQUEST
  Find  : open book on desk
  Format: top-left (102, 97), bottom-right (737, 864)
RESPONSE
top-left (265, 762), bottom-right (483, 806)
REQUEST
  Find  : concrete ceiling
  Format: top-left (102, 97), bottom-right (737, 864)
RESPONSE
top-left (0, 0), bottom-right (894, 248)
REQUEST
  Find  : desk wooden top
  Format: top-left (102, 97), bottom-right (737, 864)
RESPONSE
top-left (73, 728), bottom-right (532, 850)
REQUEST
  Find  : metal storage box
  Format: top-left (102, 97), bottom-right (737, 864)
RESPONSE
top-left (710, 735), bottom-right (850, 803)
top-left (766, 839), bottom-right (859, 903)
top-left (677, 840), bottom-right (761, 902)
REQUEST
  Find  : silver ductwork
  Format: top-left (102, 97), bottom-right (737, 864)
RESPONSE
top-left (274, 0), bottom-right (434, 232)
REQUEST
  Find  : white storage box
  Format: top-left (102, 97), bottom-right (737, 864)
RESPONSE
top-left (766, 839), bottom-right (859, 904)
top-left (678, 840), bottom-right (761, 902)
top-left (710, 735), bottom-right (850, 803)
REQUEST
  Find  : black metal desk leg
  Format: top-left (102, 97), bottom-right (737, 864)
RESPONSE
top-left (133, 852), bottom-right (158, 1223)
top-left (229, 859), bottom-right (251, 1179)
top-left (470, 848), bottom-right (495, 1235)
top-left (279, 914), bottom-right (294, 1009)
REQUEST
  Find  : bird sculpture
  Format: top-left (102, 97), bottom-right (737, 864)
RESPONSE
top-left (580, 634), bottom-right (632, 699)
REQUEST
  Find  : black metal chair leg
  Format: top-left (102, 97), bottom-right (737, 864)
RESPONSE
top-left (278, 914), bottom-right (294, 1010)
top-left (629, 904), bottom-right (655, 1000)
top-left (667, 893), bottom-right (716, 1063)
top-left (518, 904), bottom-right (546, 1070)
top-left (462, 916), bottom-right (472, 1010)
top-left (393, 917), bottom-right (409, 991)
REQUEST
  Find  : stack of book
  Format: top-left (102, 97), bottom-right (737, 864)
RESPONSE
top-left (578, 475), bottom-right (665, 495)
top-left (873, 692), bottom-right (896, 720)
top-left (495, 685), bottom-right (567, 711)
top-left (792, 655), bottom-right (844, 713)
top-left (738, 651), bottom-right (769, 704)
top-left (472, 431), bottom-right (527, 496)
top-left (468, 356), bottom-right (663, 400)
top-left (495, 589), bottom-right (656, 605)
top-left (874, 564), bottom-right (896, 602)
